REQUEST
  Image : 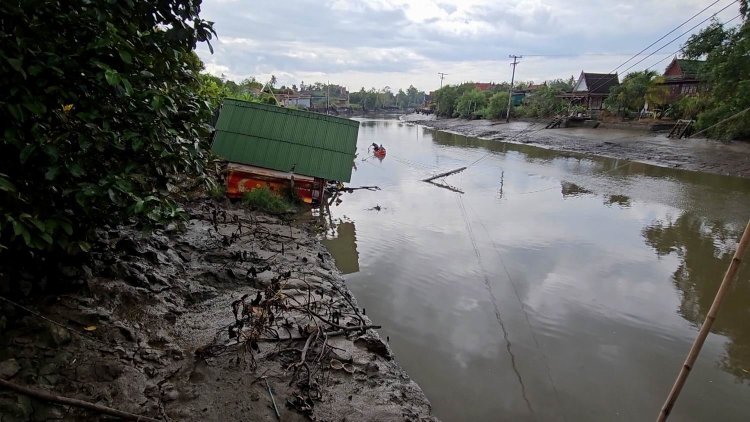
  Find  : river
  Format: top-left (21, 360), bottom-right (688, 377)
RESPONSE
top-left (321, 119), bottom-right (750, 422)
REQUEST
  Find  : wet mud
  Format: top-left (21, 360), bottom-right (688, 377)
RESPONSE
top-left (407, 116), bottom-right (750, 178)
top-left (0, 199), bottom-right (436, 421)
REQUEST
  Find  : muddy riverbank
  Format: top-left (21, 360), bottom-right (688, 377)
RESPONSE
top-left (0, 198), bottom-right (436, 421)
top-left (405, 115), bottom-right (750, 178)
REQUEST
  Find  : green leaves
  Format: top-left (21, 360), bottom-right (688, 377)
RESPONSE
top-left (104, 68), bottom-right (121, 86)
top-left (0, 0), bottom-right (215, 268)
top-left (118, 49), bottom-right (132, 64)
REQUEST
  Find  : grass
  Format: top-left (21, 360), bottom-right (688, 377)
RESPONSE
top-left (242, 186), bottom-right (296, 214)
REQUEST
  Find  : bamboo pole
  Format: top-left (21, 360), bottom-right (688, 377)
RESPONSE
top-left (0, 378), bottom-right (160, 421)
top-left (657, 218), bottom-right (750, 421)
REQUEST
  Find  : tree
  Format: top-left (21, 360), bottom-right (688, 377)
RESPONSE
top-left (433, 82), bottom-right (476, 117)
top-left (484, 91), bottom-right (510, 119)
top-left (679, 10), bottom-right (750, 138)
top-left (455, 89), bottom-right (488, 118)
top-left (605, 70), bottom-right (661, 115)
top-left (396, 89), bottom-right (408, 109)
top-left (407, 85), bottom-right (420, 107)
top-left (270, 74), bottom-right (277, 88)
top-left (517, 84), bottom-right (568, 118)
top-left (0, 0), bottom-right (215, 281)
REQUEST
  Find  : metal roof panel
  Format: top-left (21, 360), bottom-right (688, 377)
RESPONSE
top-left (211, 99), bottom-right (359, 182)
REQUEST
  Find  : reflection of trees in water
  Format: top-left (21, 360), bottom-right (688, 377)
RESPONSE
top-left (560, 181), bottom-right (592, 197)
top-left (642, 213), bottom-right (750, 382)
top-left (604, 194), bottom-right (631, 208)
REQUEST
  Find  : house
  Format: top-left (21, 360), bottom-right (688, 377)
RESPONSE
top-left (562, 71), bottom-right (620, 112)
top-left (661, 58), bottom-right (705, 101)
top-left (277, 93), bottom-right (312, 109)
top-left (473, 82), bottom-right (498, 92)
top-left (526, 82), bottom-right (547, 92)
top-left (211, 99), bottom-right (359, 204)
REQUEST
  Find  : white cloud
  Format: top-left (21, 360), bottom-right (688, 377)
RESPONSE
top-left (197, 0), bottom-right (741, 91)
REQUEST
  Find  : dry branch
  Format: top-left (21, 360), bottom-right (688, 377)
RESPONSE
top-left (0, 378), bottom-right (160, 422)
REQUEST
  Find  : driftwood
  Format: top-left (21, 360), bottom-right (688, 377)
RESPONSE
top-left (330, 185), bottom-right (381, 193)
top-left (0, 378), bottom-right (161, 422)
top-left (421, 167), bottom-right (467, 182)
top-left (425, 180), bottom-right (464, 194)
top-left (258, 324), bottom-right (382, 342)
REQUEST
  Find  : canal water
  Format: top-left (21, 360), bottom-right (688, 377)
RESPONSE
top-left (321, 119), bottom-right (750, 422)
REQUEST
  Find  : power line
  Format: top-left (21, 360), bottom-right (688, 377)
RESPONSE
top-left (521, 52), bottom-right (676, 58)
top-left (643, 13), bottom-right (743, 71)
top-left (607, 0), bottom-right (725, 75)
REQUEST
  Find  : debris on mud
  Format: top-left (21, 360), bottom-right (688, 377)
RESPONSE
top-left (0, 198), bottom-right (437, 421)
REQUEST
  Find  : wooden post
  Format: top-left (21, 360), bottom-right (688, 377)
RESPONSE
top-left (657, 218), bottom-right (750, 421)
top-left (421, 166), bottom-right (467, 182)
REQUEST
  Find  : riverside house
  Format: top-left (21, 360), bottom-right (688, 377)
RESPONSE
top-left (562, 71), bottom-right (620, 114)
top-left (661, 58), bottom-right (706, 102)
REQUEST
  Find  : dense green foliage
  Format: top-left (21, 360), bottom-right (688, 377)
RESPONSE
top-left (680, 11), bottom-right (750, 139)
top-left (455, 89), bottom-right (488, 118)
top-left (605, 71), bottom-right (669, 116)
top-left (433, 83), bottom-right (488, 117)
top-left (515, 81), bottom-right (572, 118)
top-left (0, 1), bottom-right (215, 268)
top-left (199, 74), bottom-right (277, 108)
top-left (483, 92), bottom-right (510, 119)
top-left (432, 80), bottom-right (571, 120)
top-left (350, 85), bottom-right (426, 111)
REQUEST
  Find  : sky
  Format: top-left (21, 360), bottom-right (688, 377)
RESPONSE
top-left (195, 0), bottom-right (741, 92)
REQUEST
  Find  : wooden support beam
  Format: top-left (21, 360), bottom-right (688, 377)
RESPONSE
top-left (425, 180), bottom-right (464, 194)
top-left (421, 167), bottom-right (467, 182)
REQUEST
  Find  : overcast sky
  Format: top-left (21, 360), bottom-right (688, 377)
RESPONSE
top-left (195, 0), bottom-right (740, 91)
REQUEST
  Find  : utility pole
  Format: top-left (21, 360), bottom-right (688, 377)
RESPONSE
top-left (506, 55), bottom-right (521, 123)
top-left (437, 72), bottom-right (447, 118)
top-left (326, 80), bottom-right (330, 115)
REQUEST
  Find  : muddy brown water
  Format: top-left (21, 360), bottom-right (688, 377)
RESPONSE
top-left (321, 119), bottom-right (750, 422)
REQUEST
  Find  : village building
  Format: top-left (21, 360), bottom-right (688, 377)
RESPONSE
top-left (473, 82), bottom-right (498, 92)
top-left (661, 58), bottom-right (706, 102)
top-left (211, 99), bottom-right (359, 204)
top-left (277, 92), bottom-right (312, 109)
top-left (562, 71), bottom-right (620, 113)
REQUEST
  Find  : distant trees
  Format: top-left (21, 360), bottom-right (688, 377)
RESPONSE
top-left (484, 91), bottom-right (510, 119)
top-left (515, 81), bottom-right (571, 118)
top-left (455, 89), bottom-right (488, 119)
top-left (348, 85), bottom-right (426, 111)
top-left (433, 80), bottom-right (572, 120)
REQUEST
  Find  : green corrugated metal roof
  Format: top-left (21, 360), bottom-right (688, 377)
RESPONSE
top-left (212, 99), bottom-right (359, 182)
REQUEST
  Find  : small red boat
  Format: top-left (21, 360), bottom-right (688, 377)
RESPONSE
top-left (374, 147), bottom-right (386, 158)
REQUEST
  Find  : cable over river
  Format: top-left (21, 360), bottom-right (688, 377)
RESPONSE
top-left (322, 119), bottom-right (750, 422)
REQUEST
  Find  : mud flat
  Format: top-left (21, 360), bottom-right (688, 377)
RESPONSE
top-left (0, 199), bottom-right (437, 421)
top-left (407, 115), bottom-right (750, 178)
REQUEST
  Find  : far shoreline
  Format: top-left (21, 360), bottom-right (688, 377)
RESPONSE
top-left (397, 114), bottom-right (750, 179)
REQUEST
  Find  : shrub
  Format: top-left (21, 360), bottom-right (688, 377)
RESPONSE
top-left (484, 92), bottom-right (510, 119)
top-left (455, 89), bottom-right (488, 119)
top-left (242, 187), bottom-right (296, 214)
